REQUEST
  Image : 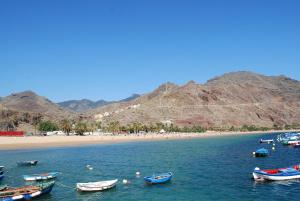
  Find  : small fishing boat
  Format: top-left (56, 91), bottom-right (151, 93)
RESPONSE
top-left (260, 139), bottom-right (274, 144)
top-left (144, 172), bottom-right (173, 184)
top-left (0, 172), bottom-right (3, 181)
top-left (76, 179), bottom-right (118, 192)
top-left (253, 165), bottom-right (300, 181)
top-left (23, 172), bottom-right (60, 181)
top-left (254, 148), bottom-right (269, 157)
top-left (17, 160), bottom-right (38, 166)
top-left (0, 185), bottom-right (8, 191)
top-left (0, 181), bottom-right (55, 200)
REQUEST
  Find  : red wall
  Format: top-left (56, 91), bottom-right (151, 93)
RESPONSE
top-left (0, 131), bottom-right (24, 137)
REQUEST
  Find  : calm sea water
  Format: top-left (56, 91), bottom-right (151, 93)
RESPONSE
top-left (1, 133), bottom-right (300, 201)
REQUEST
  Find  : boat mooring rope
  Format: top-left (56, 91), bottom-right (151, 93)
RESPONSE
top-left (55, 181), bottom-right (76, 190)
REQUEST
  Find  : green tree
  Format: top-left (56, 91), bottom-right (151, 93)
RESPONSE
top-left (60, 119), bottom-right (72, 135)
top-left (107, 121), bottom-right (120, 134)
top-left (38, 120), bottom-right (59, 132)
top-left (75, 122), bottom-right (88, 135)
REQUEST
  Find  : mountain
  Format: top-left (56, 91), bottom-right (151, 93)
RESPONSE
top-left (0, 91), bottom-right (71, 117)
top-left (119, 94), bottom-right (140, 102)
top-left (0, 91), bottom-right (76, 131)
top-left (58, 99), bottom-right (110, 113)
top-left (89, 71), bottom-right (300, 129)
top-left (57, 94), bottom-right (140, 112)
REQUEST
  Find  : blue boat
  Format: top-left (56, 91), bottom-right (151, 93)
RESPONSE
top-left (0, 171), bottom-right (3, 181)
top-left (0, 181), bottom-right (55, 200)
top-left (254, 148), bottom-right (269, 157)
top-left (144, 172), bottom-right (173, 184)
top-left (23, 172), bottom-right (60, 181)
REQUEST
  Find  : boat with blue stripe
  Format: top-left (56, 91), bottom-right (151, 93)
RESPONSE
top-left (0, 181), bottom-right (55, 200)
top-left (23, 172), bottom-right (60, 181)
top-left (253, 165), bottom-right (300, 181)
top-left (144, 172), bottom-right (173, 184)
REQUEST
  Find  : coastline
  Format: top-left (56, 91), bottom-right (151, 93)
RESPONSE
top-left (0, 130), bottom-right (298, 150)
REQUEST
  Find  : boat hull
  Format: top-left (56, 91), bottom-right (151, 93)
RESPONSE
top-left (0, 181), bottom-right (55, 201)
top-left (23, 172), bottom-right (59, 181)
top-left (144, 172), bottom-right (173, 184)
top-left (253, 171), bottom-right (300, 181)
top-left (17, 161), bottom-right (38, 166)
top-left (76, 179), bottom-right (118, 192)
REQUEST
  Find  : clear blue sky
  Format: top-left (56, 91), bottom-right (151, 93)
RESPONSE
top-left (1, 0), bottom-right (299, 102)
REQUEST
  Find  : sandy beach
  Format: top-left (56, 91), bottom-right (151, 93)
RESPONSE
top-left (0, 130), bottom-right (298, 150)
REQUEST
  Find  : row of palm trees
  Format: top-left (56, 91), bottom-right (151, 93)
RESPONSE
top-left (38, 119), bottom-right (207, 135)
top-left (36, 120), bottom-right (300, 135)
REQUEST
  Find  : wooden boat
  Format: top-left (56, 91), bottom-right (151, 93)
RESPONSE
top-left (0, 172), bottom-right (3, 181)
top-left (0, 181), bottom-right (55, 200)
top-left (23, 172), bottom-right (60, 181)
top-left (253, 165), bottom-right (300, 181)
top-left (254, 148), bottom-right (269, 157)
top-left (144, 172), bottom-right (173, 184)
top-left (0, 185), bottom-right (8, 191)
top-left (76, 179), bottom-right (118, 192)
top-left (17, 161), bottom-right (38, 166)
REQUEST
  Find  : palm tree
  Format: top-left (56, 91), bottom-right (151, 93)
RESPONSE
top-left (132, 122), bottom-right (143, 133)
top-left (75, 122), bottom-right (88, 136)
top-left (32, 114), bottom-right (42, 135)
top-left (107, 121), bottom-right (120, 134)
top-left (60, 119), bottom-right (72, 135)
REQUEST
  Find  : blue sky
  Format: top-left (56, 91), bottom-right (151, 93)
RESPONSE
top-left (1, 0), bottom-right (299, 102)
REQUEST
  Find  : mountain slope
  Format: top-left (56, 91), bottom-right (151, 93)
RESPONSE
top-left (58, 94), bottom-right (141, 112)
top-left (1, 91), bottom-right (72, 118)
top-left (58, 99), bottom-right (109, 113)
top-left (89, 71), bottom-right (300, 128)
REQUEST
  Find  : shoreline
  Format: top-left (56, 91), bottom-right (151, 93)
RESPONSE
top-left (0, 130), bottom-right (298, 151)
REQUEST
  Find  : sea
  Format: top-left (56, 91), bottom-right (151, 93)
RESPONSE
top-left (1, 133), bottom-right (300, 201)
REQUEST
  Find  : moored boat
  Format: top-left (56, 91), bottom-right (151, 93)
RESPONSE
top-left (0, 181), bottom-right (55, 200)
top-left (278, 133), bottom-right (300, 143)
top-left (0, 185), bottom-right (8, 191)
top-left (76, 179), bottom-right (118, 192)
top-left (144, 172), bottom-right (173, 184)
top-left (17, 161), bottom-right (38, 166)
top-left (254, 148), bottom-right (269, 157)
top-left (23, 172), bottom-right (60, 181)
top-left (260, 139), bottom-right (274, 144)
top-left (253, 165), bottom-right (300, 181)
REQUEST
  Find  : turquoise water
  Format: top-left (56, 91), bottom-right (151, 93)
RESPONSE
top-left (1, 133), bottom-right (300, 200)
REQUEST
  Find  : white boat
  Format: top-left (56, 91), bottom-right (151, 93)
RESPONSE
top-left (253, 166), bottom-right (300, 181)
top-left (76, 179), bottom-right (118, 192)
